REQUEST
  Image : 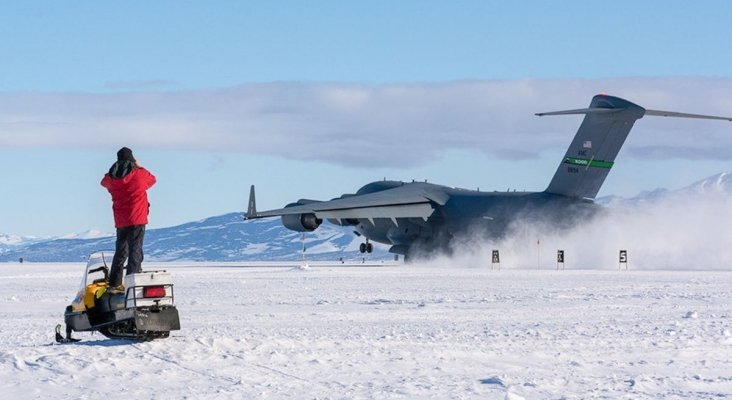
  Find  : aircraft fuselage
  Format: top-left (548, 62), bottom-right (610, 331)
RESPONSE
top-left (349, 181), bottom-right (598, 256)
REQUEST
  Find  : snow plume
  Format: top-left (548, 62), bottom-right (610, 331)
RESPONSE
top-left (425, 184), bottom-right (732, 270)
top-left (2, 77), bottom-right (732, 168)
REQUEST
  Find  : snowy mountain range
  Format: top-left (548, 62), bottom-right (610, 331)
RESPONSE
top-left (2, 173), bottom-right (730, 262)
top-left (0, 214), bottom-right (391, 263)
top-left (596, 171), bottom-right (732, 207)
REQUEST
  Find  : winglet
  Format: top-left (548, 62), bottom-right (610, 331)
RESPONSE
top-left (245, 185), bottom-right (257, 219)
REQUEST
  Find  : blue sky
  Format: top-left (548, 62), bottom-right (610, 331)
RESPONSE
top-left (2, 1), bottom-right (732, 237)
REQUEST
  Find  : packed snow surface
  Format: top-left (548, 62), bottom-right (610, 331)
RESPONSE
top-left (1, 262), bottom-right (731, 399)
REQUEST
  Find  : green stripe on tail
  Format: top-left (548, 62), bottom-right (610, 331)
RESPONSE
top-left (563, 157), bottom-right (614, 169)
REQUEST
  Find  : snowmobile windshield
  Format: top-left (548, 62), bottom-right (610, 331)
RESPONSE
top-left (76, 251), bottom-right (114, 294)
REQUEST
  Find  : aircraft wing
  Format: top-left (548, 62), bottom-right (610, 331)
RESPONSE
top-left (247, 183), bottom-right (448, 221)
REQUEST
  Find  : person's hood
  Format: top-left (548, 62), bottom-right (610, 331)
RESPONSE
top-left (108, 160), bottom-right (137, 179)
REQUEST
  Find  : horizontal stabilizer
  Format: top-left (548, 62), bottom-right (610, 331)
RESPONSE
top-left (538, 106), bottom-right (732, 122)
top-left (644, 109), bottom-right (732, 121)
top-left (535, 107), bottom-right (621, 117)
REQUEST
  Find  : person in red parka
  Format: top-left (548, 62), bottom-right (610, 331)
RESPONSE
top-left (101, 147), bottom-right (156, 291)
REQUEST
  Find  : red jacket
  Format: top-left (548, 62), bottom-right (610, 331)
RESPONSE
top-left (101, 165), bottom-right (156, 228)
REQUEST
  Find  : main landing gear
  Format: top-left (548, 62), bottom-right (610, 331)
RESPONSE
top-left (359, 240), bottom-right (373, 254)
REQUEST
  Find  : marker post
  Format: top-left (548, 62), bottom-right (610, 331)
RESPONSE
top-left (619, 250), bottom-right (628, 270)
top-left (557, 250), bottom-right (565, 270)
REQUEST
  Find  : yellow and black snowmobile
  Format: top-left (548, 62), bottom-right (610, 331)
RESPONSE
top-left (56, 251), bottom-right (180, 342)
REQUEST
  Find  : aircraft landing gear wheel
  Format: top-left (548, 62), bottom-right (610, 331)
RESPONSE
top-left (359, 241), bottom-right (373, 254)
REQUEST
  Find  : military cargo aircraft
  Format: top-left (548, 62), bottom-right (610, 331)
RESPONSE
top-left (246, 94), bottom-right (731, 260)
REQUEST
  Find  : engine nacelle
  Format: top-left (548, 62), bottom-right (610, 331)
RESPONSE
top-left (281, 213), bottom-right (322, 232)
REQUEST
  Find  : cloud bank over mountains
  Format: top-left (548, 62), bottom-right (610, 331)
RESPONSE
top-left (2, 77), bottom-right (731, 168)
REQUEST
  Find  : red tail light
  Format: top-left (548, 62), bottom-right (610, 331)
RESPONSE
top-left (143, 286), bottom-right (166, 298)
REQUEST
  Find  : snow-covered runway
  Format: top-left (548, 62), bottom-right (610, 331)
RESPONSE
top-left (1, 262), bottom-right (731, 399)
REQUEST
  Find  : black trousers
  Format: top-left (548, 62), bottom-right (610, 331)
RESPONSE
top-left (109, 225), bottom-right (146, 287)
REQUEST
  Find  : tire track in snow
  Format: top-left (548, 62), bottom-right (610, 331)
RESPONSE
top-left (129, 343), bottom-right (259, 387)
top-left (131, 341), bottom-right (341, 392)
top-left (193, 337), bottom-right (314, 384)
top-left (191, 337), bottom-right (343, 390)
top-left (226, 351), bottom-right (312, 384)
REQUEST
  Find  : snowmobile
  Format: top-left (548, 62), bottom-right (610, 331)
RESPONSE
top-left (56, 251), bottom-right (180, 342)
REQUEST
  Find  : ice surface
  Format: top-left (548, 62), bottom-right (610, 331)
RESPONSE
top-left (1, 262), bottom-right (731, 399)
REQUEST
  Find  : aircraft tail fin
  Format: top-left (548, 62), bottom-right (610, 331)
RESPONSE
top-left (537, 94), bottom-right (731, 199)
top-left (538, 95), bottom-right (645, 199)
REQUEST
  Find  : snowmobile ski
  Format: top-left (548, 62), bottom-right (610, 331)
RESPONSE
top-left (54, 324), bottom-right (80, 343)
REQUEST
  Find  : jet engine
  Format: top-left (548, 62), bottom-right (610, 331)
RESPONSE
top-left (281, 213), bottom-right (322, 232)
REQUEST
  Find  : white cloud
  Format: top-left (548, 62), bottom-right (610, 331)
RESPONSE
top-left (1, 78), bottom-right (731, 168)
